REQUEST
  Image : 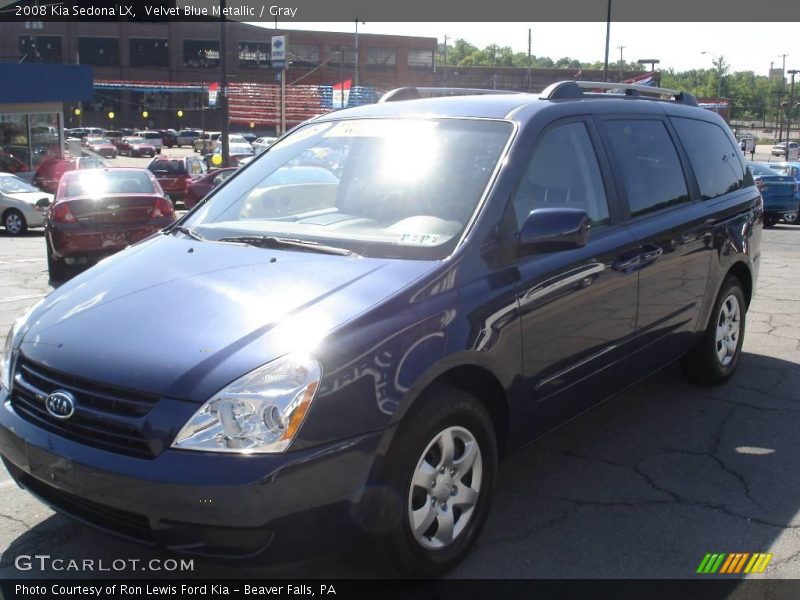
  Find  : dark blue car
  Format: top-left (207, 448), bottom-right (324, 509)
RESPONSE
top-left (748, 161), bottom-right (799, 227)
top-left (0, 81), bottom-right (762, 575)
top-left (765, 161), bottom-right (800, 224)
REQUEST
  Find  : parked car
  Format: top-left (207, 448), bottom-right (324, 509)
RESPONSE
top-left (117, 137), bottom-right (156, 158)
top-left (184, 167), bottom-right (237, 209)
top-left (82, 137), bottom-right (118, 159)
top-left (193, 131), bottom-right (221, 153)
top-left (748, 161), bottom-right (799, 227)
top-left (32, 156), bottom-right (104, 193)
top-left (159, 129), bottom-right (178, 148)
top-left (0, 82), bottom-right (762, 575)
top-left (0, 173), bottom-right (52, 235)
top-left (771, 141), bottom-right (799, 159)
top-left (203, 142), bottom-right (254, 168)
top-left (146, 156), bottom-right (207, 203)
top-left (42, 167), bottom-right (174, 280)
top-left (252, 136), bottom-right (277, 154)
top-left (765, 162), bottom-right (800, 223)
top-left (133, 131), bottom-right (163, 154)
top-left (176, 129), bottom-right (202, 148)
top-left (0, 149), bottom-right (31, 175)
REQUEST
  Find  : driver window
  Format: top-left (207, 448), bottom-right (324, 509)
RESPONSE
top-left (513, 121), bottom-right (610, 229)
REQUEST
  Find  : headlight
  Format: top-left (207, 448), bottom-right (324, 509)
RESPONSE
top-left (0, 323), bottom-right (14, 391)
top-left (172, 353), bottom-right (322, 453)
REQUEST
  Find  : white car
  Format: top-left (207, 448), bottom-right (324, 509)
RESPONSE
top-left (252, 136), bottom-right (277, 154)
top-left (134, 131), bottom-right (164, 154)
top-left (0, 173), bottom-right (53, 235)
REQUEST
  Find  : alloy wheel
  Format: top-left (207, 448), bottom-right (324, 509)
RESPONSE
top-left (715, 294), bottom-right (741, 367)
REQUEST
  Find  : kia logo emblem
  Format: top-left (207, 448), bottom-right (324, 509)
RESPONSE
top-left (45, 391), bottom-right (76, 420)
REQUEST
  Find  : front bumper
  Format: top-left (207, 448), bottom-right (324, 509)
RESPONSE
top-left (15, 204), bottom-right (46, 228)
top-left (0, 392), bottom-right (383, 558)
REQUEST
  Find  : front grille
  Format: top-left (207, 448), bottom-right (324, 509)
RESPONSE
top-left (5, 461), bottom-right (152, 542)
top-left (10, 357), bottom-right (159, 458)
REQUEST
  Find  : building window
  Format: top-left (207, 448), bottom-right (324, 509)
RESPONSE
top-left (18, 36), bottom-right (62, 63)
top-left (77, 38), bottom-right (119, 67)
top-left (366, 47), bottom-right (396, 67)
top-left (408, 49), bottom-right (433, 69)
top-left (183, 40), bottom-right (220, 68)
top-left (239, 42), bottom-right (270, 68)
top-left (130, 38), bottom-right (169, 68)
top-left (328, 46), bottom-right (355, 66)
top-left (289, 44), bottom-right (319, 66)
top-left (88, 90), bottom-right (122, 115)
top-left (131, 91), bottom-right (172, 111)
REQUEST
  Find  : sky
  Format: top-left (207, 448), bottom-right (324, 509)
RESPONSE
top-left (250, 22), bottom-right (799, 75)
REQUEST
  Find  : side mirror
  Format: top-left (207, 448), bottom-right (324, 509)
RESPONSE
top-left (518, 207), bottom-right (591, 251)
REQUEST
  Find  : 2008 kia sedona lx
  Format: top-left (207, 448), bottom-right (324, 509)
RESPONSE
top-left (0, 81), bottom-right (761, 575)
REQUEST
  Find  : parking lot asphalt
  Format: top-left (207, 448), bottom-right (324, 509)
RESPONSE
top-left (0, 220), bottom-right (798, 579)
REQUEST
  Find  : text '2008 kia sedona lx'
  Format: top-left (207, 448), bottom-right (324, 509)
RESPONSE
top-left (0, 81), bottom-right (761, 575)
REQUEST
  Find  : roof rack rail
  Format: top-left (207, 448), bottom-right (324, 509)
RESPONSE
top-left (540, 80), bottom-right (698, 107)
top-left (378, 87), bottom-right (521, 103)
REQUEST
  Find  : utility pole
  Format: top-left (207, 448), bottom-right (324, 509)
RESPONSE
top-left (787, 70), bottom-right (798, 144)
top-left (443, 35), bottom-right (448, 87)
top-left (220, 0), bottom-right (229, 167)
top-left (354, 19), bottom-right (364, 89)
top-left (527, 28), bottom-right (532, 92)
top-left (339, 47), bottom-right (344, 109)
top-left (617, 45), bottom-right (625, 79)
top-left (603, 0), bottom-right (611, 82)
top-left (778, 54), bottom-right (788, 141)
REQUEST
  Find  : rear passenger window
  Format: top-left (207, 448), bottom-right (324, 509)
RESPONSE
top-left (513, 121), bottom-right (610, 228)
top-left (604, 120), bottom-right (689, 217)
top-left (671, 118), bottom-right (744, 200)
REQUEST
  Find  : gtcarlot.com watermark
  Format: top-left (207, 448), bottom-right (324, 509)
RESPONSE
top-left (14, 554), bottom-right (194, 573)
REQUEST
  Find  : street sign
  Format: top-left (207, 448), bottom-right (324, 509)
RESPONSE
top-left (272, 35), bottom-right (287, 70)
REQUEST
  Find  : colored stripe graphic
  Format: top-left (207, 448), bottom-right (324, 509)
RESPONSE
top-left (699, 553), bottom-right (773, 574)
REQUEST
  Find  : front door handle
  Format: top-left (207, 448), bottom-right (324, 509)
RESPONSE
top-left (640, 245), bottom-right (664, 265)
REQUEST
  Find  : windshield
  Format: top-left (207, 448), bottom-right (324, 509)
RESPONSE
top-left (0, 175), bottom-right (38, 193)
top-left (183, 117), bottom-right (512, 259)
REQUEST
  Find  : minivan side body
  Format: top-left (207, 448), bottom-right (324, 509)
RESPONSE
top-left (0, 90), bottom-right (761, 572)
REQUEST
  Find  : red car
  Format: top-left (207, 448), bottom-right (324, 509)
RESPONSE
top-left (184, 167), bottom-right (237, 208)
top-left (45, 168), bottom-right (174, 281)
top-left (83, 136), bottom-right (118, 159)
top-left (33, 156), bottom-right (104, 193)
top-left (147, 155), bottom-right (207, 204)
top-left (118, 137), bottom-right (156, 158)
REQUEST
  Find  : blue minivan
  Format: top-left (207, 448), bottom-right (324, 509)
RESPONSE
top-left (0, 81), bottom-right (762, 575)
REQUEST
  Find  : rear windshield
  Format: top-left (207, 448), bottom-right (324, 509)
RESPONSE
top-left (63, 170), bottom-right (156, 197)
top-left (749, 163), bottom-right (782, 177)
top-left (148, 159), bottom-right (187, 175)
top-left (142, 132), bottom-right (161, 140)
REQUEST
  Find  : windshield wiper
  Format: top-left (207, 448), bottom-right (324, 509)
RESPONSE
top-left (218, 235), bottom-right (358, 257)
top-left (170, 225), bottom-right (205, 241)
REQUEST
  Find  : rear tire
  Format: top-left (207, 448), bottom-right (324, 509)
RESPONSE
top-left (46, 236), bottom-right (68, 282)
top-left (3, 209), bottom-right (27, 236)
top-left (682, 276), bottom-right (747, 385)
top-left (358, 386), bottom-right (497, 577)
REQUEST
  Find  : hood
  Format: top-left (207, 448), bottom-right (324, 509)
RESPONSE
top-left (5, 191), bottom-right (52, 205)
top-left (19, 234), bottom-right (437, 402)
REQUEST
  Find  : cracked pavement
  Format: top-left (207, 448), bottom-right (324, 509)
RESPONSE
top-left (0, 225), bottom-right (798, 579)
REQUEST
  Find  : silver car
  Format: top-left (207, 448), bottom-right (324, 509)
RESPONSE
top-left (0, 173), bottom-right (52, 235)
top-left (252, 136), bottom-right (277, 154)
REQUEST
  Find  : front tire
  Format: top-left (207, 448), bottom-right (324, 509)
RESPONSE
top-left (3, 209), bottom-right (27, 236)
top-left (682, 276), bottom-right (747, 385)
top-left (363, 386), bottom-right (497, 576)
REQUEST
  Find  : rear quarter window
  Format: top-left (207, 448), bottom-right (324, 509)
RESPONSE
top-left (603, 119), bottom-right (690, 217)
top-left (671, 117), bottom-right (745, 200)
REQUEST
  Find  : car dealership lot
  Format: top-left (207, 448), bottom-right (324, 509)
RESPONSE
top-left (0, 226), bottom-right (798, 579)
